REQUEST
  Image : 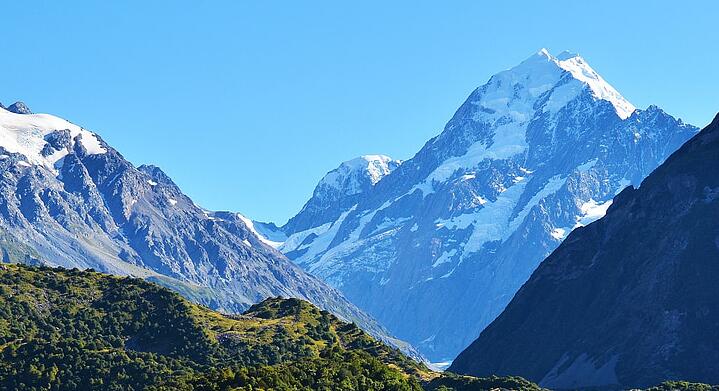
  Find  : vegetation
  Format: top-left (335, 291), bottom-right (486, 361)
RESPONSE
top-left (0, 263), bottom-right (425, 390)
top-left (644, 382), bottom-right (719, 391)
top-left (0, 228), bottom-right (41, 264)
top-left (423, 373), bottom-right (545, 391)
top-left (1, 262), bottom-right (704, 390)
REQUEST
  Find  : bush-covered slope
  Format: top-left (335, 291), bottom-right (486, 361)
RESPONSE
top-left (0, 263), bottom-right (706, 391)
top-left (0, 263), bottom-right (426, 390)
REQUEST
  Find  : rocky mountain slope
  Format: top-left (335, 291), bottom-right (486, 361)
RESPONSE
top-left (0, 101), bottom-right (414, 357)
top-left (450, 113), bottom-right (719, 389)
top-left (254, 49), bottom-right (698, 361)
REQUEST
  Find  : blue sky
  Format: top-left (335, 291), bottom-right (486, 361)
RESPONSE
top-left (2, 1), bottom-right (717, 223)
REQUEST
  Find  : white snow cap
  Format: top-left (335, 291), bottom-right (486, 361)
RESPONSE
top-left (353, 155), bottom-right (400, 185)
top-left (415, 49), bottom-right (636, 196)
top-left (318, 154), bottom-right (401, 195)
top-left (0, 105), bottom-right (107, 170)
top-left (534, 48), bottom-right (635, 119)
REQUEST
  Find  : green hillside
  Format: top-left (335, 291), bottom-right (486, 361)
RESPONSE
top-left (0, 262), bottom-right (707, 391)
top-left (0, 263), bottom-right (426, 390)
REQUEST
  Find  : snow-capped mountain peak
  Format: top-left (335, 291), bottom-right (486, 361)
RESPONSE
top-left (257, 49), bottom-right (698, 361)
top-left (411, 50), bottom-right (635, 197)
top-left (317, 154), bottom-right (401, 196)
top-left (0, 99), bottom-right (422, 361)
top-left (0, 104), bottom-right (106, 171)
top-left (486, 49), bottom-right (635, 121)
top-left (277, 154), bottom-right (402, 236)
top-left (552, 51), bottom-right (636, 119)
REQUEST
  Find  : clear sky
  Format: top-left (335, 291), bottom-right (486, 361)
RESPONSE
top-left (2, 1), bottom-right (717, 224)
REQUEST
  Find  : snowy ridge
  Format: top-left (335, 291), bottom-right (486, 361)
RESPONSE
top-left (236, 213), bottom-right (285, 248)
top-left (552, 50), bottom-right (635, 119)
top-left (0, 105), bottom-right (106, 171)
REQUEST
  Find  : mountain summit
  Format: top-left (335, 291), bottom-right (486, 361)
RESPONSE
top-left (526, 48), bottom-right (635, 119)
top-left (254, 49), bottom-right (698, 361)
top-left (451, 113), bottom-right (719, 388)
top-left (6, 101), bottom-right (32, 114)
top-left (280, 154), bottom-right (401, 236)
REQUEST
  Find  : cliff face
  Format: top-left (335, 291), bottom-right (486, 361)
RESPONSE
top-left (450, 114), bottom-right (719, 389)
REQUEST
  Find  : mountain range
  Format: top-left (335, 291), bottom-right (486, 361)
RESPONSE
top-left (0, 100), bottom-right (417, 358)
top-left (1, 48), bottom-right (713, 385)
top-left (251, 49), bottom-right (699, 361)
top-left (450, 113), bottom-right (719, 389)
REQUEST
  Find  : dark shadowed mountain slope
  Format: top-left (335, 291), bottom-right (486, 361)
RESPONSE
top-left (450, 113), bottom-right (719, 389)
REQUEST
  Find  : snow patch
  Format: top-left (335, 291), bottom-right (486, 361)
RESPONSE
top-left (437, 175), bottom-right (566, 257)
top-left (252, 223), bottom-right (288, 245)
top-left (416, 122), bottom-right (529, 195)
top-left (432, 249), bottom-right (457, 268)
top-left (576, 158), bottom-right (598, 172)
top-left (550, 228), bottom-right (567, 240)
top-left (429, 361), bottom-right (453, 372)
top-left (236, 213), bottom-right (285, 248)
top-left (575, 199), bottom-right (613, 228)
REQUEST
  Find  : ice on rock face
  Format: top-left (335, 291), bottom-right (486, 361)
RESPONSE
top-left (0, 104), bottom-right (106, 171)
